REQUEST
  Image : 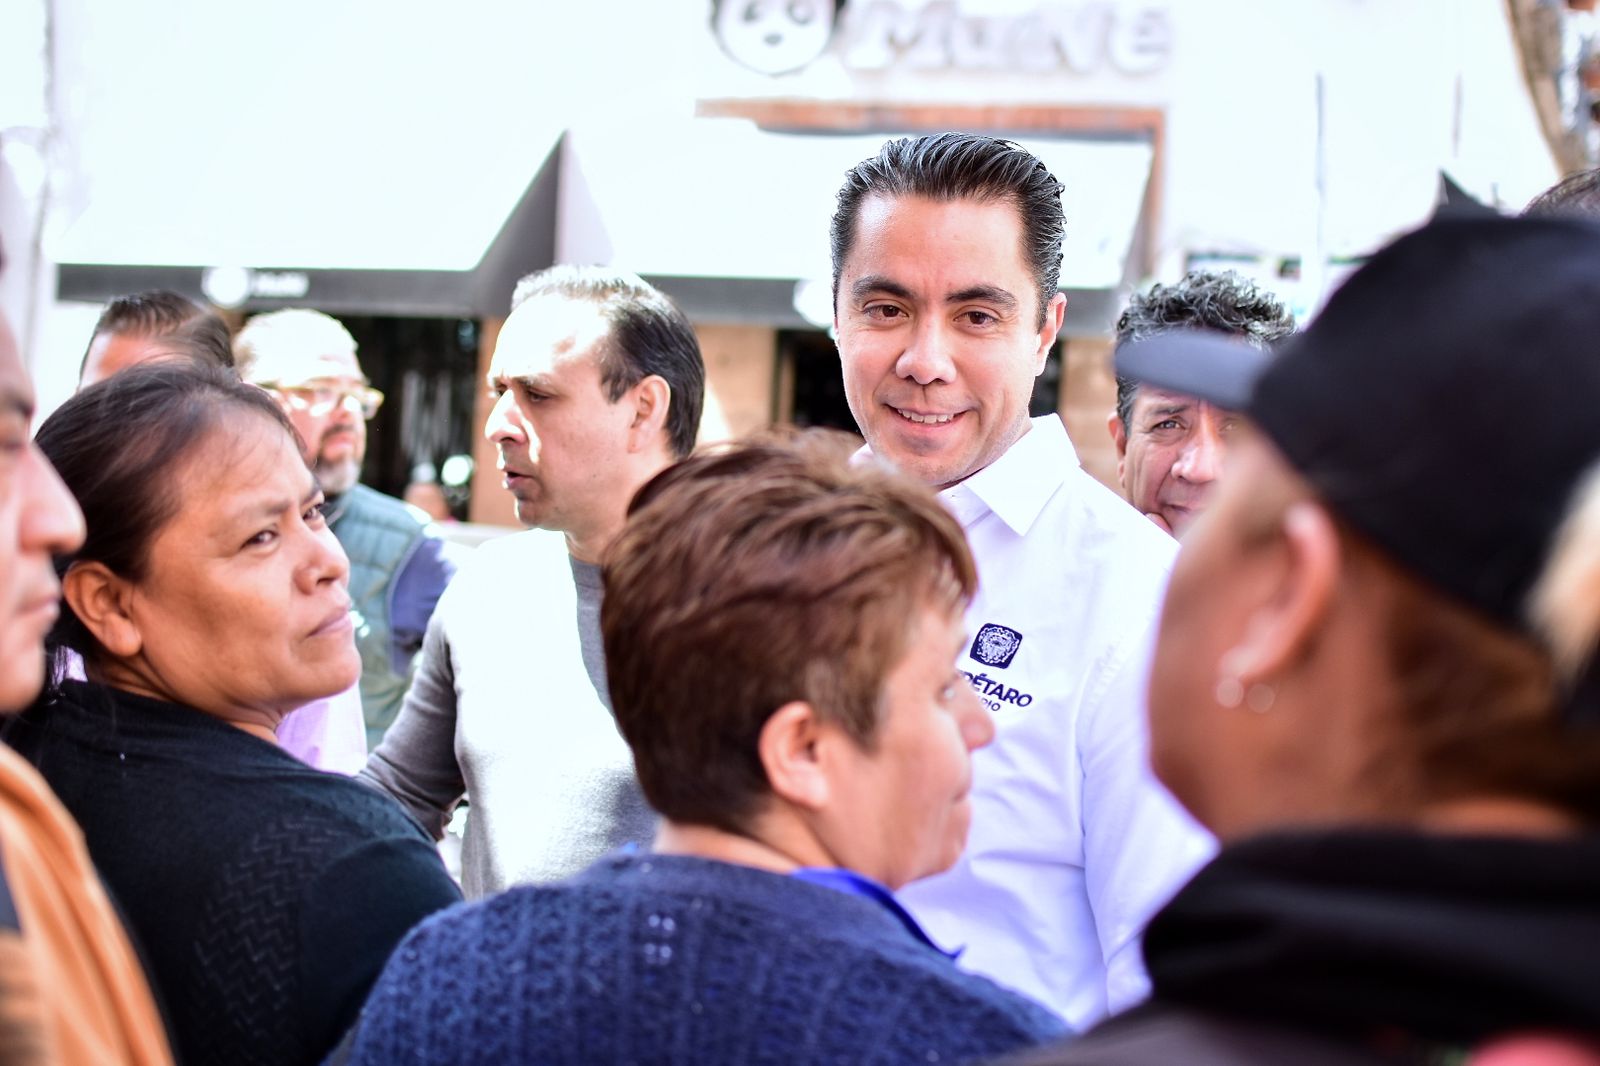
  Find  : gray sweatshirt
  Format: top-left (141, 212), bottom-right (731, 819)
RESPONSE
top-left (361, 528), bottom-right (657, 898)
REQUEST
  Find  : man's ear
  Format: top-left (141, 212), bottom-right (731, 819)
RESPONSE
top-left (1107, 409), bottom-right (1129, 486)
top-left (757, 701), bottom-right (832, 812)
top-left (1034, 291), bottom-right (1067, 372)
top-left (626, 374), bottom-right (672, 453)
top-left (1224, 500), bottom-right (1340, 685)
top-left (61, 562), bottom-right (143, 659)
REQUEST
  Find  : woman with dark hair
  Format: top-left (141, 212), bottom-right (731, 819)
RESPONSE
top-left (1007, 216), bottom-right (1600, 1064)
top-left (8, 363), bottom-right (460, 1066)
top-left (70, 302), bottom-right (367, 775)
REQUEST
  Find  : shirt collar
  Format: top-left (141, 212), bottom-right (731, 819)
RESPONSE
top-left (939, 415), bottom-right (1077, 536)
top-left (790, 867), bottom-right (960, 959)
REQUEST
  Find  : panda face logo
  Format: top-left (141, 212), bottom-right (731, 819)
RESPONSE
top-left (712, 0), bottom-right (840, 76)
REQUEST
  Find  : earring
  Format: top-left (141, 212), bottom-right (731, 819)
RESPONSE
top-left (1216, 647), bottom-right (1277, 712)
top-left (1245, 683), bottom-right (1277, 714)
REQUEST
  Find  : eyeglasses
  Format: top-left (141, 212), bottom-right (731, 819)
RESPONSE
top-left (276, 384), bottom-right (385, 420)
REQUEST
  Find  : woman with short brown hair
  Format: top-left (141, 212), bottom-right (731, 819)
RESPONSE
top-left (337, 433), bottom-right (1067, 1065)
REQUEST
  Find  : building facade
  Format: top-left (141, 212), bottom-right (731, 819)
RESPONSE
top-left (4, 0), bottom-right (1571, 519)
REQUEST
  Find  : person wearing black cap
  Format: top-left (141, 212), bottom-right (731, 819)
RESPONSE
top-left (1003, 214), bottom-right (1600, 1065)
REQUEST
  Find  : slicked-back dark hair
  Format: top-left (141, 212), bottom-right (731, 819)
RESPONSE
top-left (36, 362), bottom-right (293, 671)
top-left (1113, 270), bottom-right (1296, 427)
top-left (510, 266), bottom-right (705, 459)
top-left (1524, 168), bottom-right (1600, 220)
top-left (830, 133), bottom-right (1066, 327)
top-left (80, 290), bottom-right (234, 378)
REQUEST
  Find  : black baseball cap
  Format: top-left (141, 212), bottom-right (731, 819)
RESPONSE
top-left (1114, 329), bottom-right (1270, 413)
top-left (1118, 215), bottom-right (1600, 712)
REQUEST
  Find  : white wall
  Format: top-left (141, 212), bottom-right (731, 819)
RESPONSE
top-left (690, 0), bottom-right (1560, 304)
top-left (1, 0), bottom-right (52, 373)
top-left (19, 0), bottom-right (1561, 412)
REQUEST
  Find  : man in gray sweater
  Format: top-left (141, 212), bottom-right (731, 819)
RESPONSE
top-left (361, 267), bottom-right (706, 897)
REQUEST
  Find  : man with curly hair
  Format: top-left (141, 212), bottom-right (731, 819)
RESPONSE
top-left (1109, 271), bottom-right (1294, 537)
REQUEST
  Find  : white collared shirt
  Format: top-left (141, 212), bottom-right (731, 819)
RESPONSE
top-left (895, 415), bottom-right (1216, 1029)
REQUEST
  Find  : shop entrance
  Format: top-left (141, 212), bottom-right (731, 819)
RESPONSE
top-left (336, 315), bottom-right (481, 520)
top-left (780, 330), bottom-right (857, 434)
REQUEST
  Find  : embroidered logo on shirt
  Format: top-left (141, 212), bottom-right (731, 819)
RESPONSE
top-left (970, 623), bottom-right (1023, 668)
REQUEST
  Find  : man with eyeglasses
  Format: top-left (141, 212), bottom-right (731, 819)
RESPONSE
top-left (236, 309), bottom-right (456, 750)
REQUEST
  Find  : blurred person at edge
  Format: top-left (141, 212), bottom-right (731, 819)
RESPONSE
top-left (337, 434), bottom-right (1068, 1066)
top-left (77, 294), bottom-right (364, 772)
top-left (0, 246), bottom-right (172, 1063)
top-left (77, 289), bottom-right (234, 388)
top-left (9, 364), bottom-right (460, 1066)
top-left (1108, 271), bottom-right (1295, 538)
top-left (361, 267), bottom-right (705, 898)
top-left (831, 132), bottom-right (1213, 1027)
top-left (1524, 166), bottom-right (1600, 218)
top-left (1002, 216), bottom-right (1600, 1066)
top-left (236, 309), bottom-right (457, 752)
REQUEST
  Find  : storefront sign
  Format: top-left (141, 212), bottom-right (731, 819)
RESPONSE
top-left (842, 2), bottom-right (1171, 74)
top-left (712, 0), bottom-right (842, 75)
top-left (201, 265), bottom-right (310, 308)
top-left (711, 1), bottom-right (1172, 77)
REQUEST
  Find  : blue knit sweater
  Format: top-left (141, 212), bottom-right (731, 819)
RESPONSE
top-left (340, 852), bottom-right (1067, 1064)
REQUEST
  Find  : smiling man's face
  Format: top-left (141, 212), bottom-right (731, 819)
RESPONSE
top-left (835, 194), bottom-right (1065, 490)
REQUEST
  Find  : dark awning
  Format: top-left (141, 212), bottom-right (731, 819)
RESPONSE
top-left (56, 118), bottom-right (1151, 334)
top-left (54, 131), bottom-right (562, 319)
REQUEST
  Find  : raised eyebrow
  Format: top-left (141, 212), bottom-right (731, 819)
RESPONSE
top-left (486, 372), bottom-right (543, 391)
top-left (850, 276), bottom-right (915, 304)
top-left (245, 479), bottom-right (321, 523)
top-left (509, 373), bottom-right (555, 392)
top-left (947, 285), bottom-right (1018, 313)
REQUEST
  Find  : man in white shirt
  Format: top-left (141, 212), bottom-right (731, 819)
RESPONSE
top-left (829, 132), bottom-right (1215, 1028)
